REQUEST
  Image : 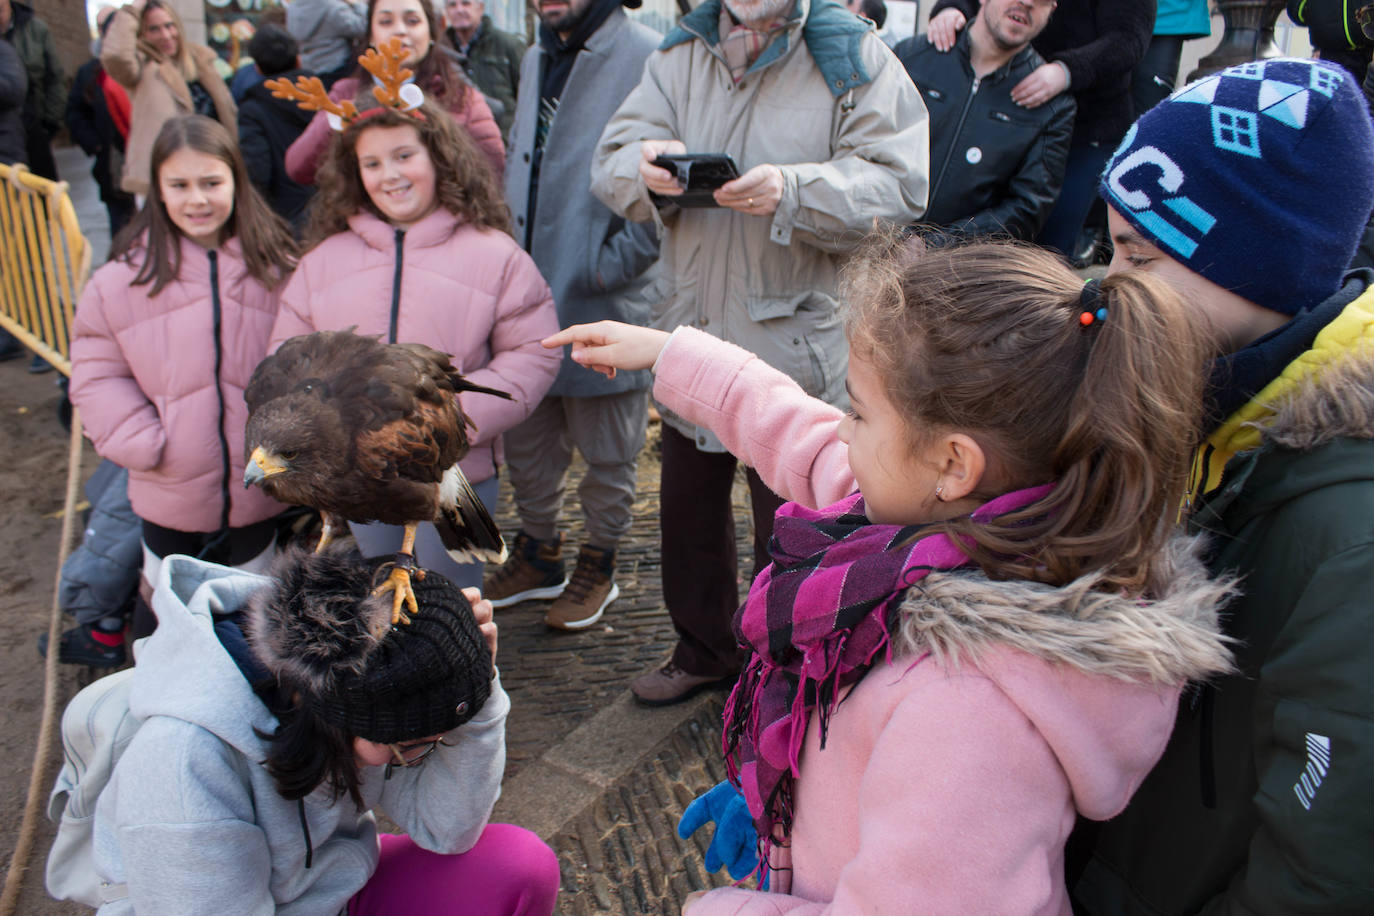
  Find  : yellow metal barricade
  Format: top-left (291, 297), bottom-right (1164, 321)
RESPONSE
top-left (0, 163), bottom-right (91, 913)
top-left (0, 162), bottom-right (92, 377)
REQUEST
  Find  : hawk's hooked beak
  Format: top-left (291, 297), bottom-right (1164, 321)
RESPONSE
top-left (244, 446), bottom-right (288, 488)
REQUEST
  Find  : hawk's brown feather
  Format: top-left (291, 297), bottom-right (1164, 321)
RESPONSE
top-left (244, 330), bottom-right (511, 558)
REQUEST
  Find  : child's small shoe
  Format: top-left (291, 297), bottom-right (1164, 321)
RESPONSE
top-left (37, 622), bottom-right (128, 668)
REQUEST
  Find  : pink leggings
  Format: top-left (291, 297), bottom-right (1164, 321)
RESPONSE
top-left (349, 824), bottom-right (560, 916)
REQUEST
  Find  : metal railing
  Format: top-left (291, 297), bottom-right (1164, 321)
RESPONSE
top-left (0, 161), bottom-right (90, 914)
top-left (0, 163), bottom-right (92, 377)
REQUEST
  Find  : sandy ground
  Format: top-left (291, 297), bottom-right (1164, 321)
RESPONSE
top-left (0, 358), bottom-right (94, 915)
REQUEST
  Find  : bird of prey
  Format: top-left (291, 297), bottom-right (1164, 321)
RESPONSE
top-left (243, 329), bottom-right (511, 624)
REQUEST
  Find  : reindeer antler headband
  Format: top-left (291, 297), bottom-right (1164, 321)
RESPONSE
top-left (265, 37), bottom-right (426, 132)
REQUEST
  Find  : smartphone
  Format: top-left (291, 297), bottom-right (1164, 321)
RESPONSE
top-left (650, 153), bottom-right (741, 207)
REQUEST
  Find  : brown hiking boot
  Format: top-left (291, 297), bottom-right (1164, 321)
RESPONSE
top-left (482, 531), bottom-right (567, 608)
top-left (545, 544), bottom-right (618, 631)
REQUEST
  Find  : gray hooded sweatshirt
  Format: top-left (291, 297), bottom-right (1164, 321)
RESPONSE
top-left (92, 555), bottom-right (509, 914)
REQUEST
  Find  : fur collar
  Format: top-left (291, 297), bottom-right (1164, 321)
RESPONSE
top-left (1256, 344), bottom-right (1374, 449)
top-left (892, 535), bottom-right (1235, 686)
top-left (1193, 285), bottom-right (1374, 500)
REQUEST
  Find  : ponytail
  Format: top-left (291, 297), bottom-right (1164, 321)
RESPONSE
top-left (844, 239), bottom-right (1208, 594)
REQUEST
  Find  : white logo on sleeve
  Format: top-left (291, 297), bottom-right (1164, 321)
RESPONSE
top-left (1293, 733), bottom-right (1330, 810)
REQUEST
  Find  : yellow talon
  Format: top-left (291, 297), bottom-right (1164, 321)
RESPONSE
top-left (373, 565), bottom-right (419, 626)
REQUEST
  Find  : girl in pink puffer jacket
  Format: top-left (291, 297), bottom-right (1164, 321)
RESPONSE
top-left (547, 240), bottom-right (1236, 915)
top-left (270, 94), bottom-right (558, 590)
top-left (70, 114), bottom-right (298, 620)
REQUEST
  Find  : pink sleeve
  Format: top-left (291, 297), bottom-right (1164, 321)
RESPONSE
top-left (285, 109), bottom-right (332, 185)
top-left (653, 327), bottom-right (856, 509)
top-left (691, 676), bottom-right (1071, 915)
top-left (455, 86), bottom-right (505, 182)
top-left (68, 280), bottom-right (167, 472)
top-left (457, 249), bottom-right (560, 447)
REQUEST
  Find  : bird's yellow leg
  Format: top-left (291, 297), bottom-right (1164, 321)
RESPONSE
top-left (373, 523), bottom-right (421, 625)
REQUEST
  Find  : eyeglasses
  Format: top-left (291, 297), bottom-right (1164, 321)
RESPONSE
top-left (383, 735), bottom-right (454, 776)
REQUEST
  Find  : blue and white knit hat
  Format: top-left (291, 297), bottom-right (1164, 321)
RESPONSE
top-left (1100, 58), bottom-right (1374, 316)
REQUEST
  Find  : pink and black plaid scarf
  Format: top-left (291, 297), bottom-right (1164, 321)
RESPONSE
top-left (722, 485), bottom-right (1055, 859)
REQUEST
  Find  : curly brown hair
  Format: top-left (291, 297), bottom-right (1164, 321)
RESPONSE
top-left (303, 100), bottom-right (510, 249)
top-left (842, 237), bottom-right (1210, 595)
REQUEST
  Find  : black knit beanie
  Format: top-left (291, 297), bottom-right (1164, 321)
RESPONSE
top-left (247, 547), bottom-right (493, 744)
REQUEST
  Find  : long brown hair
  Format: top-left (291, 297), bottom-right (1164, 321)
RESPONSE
top-left (843, 238), bottom-right (1209, 595)
top-left (354, 0), bottom-right (468, 111)
top-left (304, 100), bottom-right (510, 247)
top-left (112, 115), bottom-right (299, 296)
top-left (137, 0), bottom-right (194, 81)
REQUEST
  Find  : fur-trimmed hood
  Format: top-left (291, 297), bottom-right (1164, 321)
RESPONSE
top-left (1194, 282), bottom-right (1374, 499)
top-left (894, 534), bottom-right (1236, 686)
top-left (1258, 344), bottom-right (1374, 450)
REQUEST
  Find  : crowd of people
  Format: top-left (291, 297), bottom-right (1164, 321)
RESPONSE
top-left (8, 0), bottom-right (1373, 912)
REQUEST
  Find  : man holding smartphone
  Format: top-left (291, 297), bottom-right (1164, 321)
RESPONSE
top-left (591, 0), bottom-right (928, 706)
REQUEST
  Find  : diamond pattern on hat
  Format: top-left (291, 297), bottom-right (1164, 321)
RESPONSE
top-left (1259, 79), bottom-right (1309, 128)
top-left (1174, 75), bottom-right (1220, 105)
top-left (1230, 61), bottom-right (1266, 81)
top-left (1310, 63), bottom-right (1340, 97)
top-left (1212, 106), bottom-right (1261, 157)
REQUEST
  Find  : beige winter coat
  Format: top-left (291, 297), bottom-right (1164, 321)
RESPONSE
top-left (101, 6), bottom-right (236, 196)
top-left (591, 0), bottom-right (928, 446)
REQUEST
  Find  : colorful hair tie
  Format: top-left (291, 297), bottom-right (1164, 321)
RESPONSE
top-left (265, 37), bottom-right (424, 132)
top-left (1077, 279), bottom-right (1107, 328)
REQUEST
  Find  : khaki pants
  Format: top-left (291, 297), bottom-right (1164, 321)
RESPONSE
top-left (501, 390), bottom-right (649, 549)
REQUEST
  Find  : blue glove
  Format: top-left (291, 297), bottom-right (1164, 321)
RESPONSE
top-left (677, 780), bottom-right (760, 880)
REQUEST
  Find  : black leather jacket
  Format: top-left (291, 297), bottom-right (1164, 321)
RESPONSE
top-left (896, 31), bottom-right (1075, 239)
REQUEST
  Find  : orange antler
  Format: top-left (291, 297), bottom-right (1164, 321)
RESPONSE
top-left (360, 37), bottom-right (420, 110)
top-left (264, 75), bottom-right (359, 123)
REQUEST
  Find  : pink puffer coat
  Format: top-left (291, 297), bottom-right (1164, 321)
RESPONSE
top-left (70, 236), bottom-right (287, 532)
top-left (271, 208), bottom-right (559, 483)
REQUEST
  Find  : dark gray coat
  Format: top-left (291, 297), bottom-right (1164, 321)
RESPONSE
top-left (504, 7), bottom-right (661, 397)
top-left (0, 37), bottom-right (26, 165)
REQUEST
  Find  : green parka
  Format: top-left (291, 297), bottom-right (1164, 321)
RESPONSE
top-left (2, 1), bottom-right (62, 135)
top-left (1073, 276), bottom-right (1374, 914)
top-left (446, 16), bottom-right (526, 140)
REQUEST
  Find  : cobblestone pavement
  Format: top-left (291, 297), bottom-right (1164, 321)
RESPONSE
top-left (485, 422), bottom-right (757, 912)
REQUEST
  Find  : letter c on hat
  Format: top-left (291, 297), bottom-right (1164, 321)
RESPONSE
top-left (1108, 146), bottom-right (1184, 211)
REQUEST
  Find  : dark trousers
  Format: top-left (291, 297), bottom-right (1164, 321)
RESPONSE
top-left (660, 423), bottom-right (785, 678)
top-left (1131, 35), bottom-right (1185, 118)
top-left (1035, 140), bottom-right (1114, 256)
top-left (106, 193), bottom-right (135, 241)
top-left (25, 127), bottom-right (56, 181)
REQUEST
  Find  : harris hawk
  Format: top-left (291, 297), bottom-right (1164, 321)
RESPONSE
top-left (243, 329), bottom-right (510, 624)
